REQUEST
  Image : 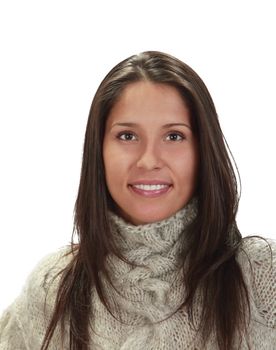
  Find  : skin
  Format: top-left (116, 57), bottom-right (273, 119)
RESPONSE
top-left (103, 81), bottom-right (199, 225)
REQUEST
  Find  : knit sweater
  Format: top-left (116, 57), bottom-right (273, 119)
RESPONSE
top-left (0, 201), bottom-right (275, 349)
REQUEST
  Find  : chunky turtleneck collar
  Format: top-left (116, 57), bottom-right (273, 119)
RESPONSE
top-left (102, 199), bottom-right (198, 349)
top-left (108, 197), bottom-right (197, 266)
top-left (105, 199), bottom-right (197, 314)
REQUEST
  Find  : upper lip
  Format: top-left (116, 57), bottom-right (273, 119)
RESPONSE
top-left (129, 180), bottom-right (172, 186)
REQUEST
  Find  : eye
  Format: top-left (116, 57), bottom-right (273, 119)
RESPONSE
top-left (165, 132), bottom-right (185, 142)
top-left (117, 132), bottom-right (138, 141)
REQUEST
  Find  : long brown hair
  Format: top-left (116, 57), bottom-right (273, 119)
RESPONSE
top-left (41, 51), bottom-right (251, 349)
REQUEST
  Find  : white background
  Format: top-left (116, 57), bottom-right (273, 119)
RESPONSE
top-left (0, 1), bottom-right (275, 313)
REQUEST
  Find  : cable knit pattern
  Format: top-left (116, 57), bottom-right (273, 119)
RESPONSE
top-left (100, 199), bottom-right (198, 349)
top-left (0, 200), bottom-right (275, 349)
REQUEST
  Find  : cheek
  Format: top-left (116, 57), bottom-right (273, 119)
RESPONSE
top-left (103, 145), bottom-right (131, 186)
top-left (172, 149), bottom-right (198, 183)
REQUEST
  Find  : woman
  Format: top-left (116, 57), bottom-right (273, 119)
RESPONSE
top-left (0, 51), bottom-right (275, 349)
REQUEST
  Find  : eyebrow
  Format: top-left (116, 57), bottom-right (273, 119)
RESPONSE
top-left (111, 122), bottom-right (192, 130)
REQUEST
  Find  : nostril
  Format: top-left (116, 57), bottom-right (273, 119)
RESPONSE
top-left (136, 157), bottom-right (163, 170)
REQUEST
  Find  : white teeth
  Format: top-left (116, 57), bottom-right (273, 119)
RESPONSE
top-left (132, 184), bottom-right (169, 191)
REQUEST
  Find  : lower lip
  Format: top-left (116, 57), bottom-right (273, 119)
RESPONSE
top-left (129, 185), bottom-right (172, 198)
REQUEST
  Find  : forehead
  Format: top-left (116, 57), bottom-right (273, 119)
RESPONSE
top-left (107, 81), bottom-right (190, 126)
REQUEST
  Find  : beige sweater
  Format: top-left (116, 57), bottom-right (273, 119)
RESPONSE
top-left (0, 202), bottom-right (275, 349)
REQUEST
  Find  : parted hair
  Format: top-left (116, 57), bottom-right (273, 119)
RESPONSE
top-left (41, 51), bottom-right (252, 350)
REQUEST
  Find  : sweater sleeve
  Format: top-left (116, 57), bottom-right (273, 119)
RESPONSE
top-left (0, 247), bottom-right (71, 350)
top-left (0, 302), bottom-right (27, 349)
top-left (241, 237), bottom-right (276, 329)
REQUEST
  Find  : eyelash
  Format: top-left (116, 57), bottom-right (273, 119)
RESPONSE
top-left (165, 132), bottom-right (186, 142)
top-left (117, 132), bottom-right (138, 141)
top-left (116, 131), bottom-right (186, 142)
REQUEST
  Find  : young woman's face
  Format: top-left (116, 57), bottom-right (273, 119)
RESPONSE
top-left (103, 81), bottom-right (198, 225)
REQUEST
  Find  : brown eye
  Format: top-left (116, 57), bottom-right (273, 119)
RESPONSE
top-left (117, 132), bottom-right (138, 141)
top-left (165, 132), bottom-right (185, 141)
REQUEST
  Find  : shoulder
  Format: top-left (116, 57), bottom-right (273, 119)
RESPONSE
top-left (239, 236), bottom-right (275, 259)
top-left (236, 236), bottom-right (276, 328)
top-left (25, 246), bottom-right (73, 286)
top-left (15, 246), bottom-right (74, 309)
top-left (237, 236), bottom-right (275, 277)
top-left (21, 246), bottom-right (74, 304)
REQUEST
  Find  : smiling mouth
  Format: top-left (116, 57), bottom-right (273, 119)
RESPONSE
top-left (128, 184), bottom-right (172, 197)
top-left (132, 184), bottom-right (169, 190)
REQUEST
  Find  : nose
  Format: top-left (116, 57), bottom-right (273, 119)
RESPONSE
top-left (136, 142), bottom-right (163, 170)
